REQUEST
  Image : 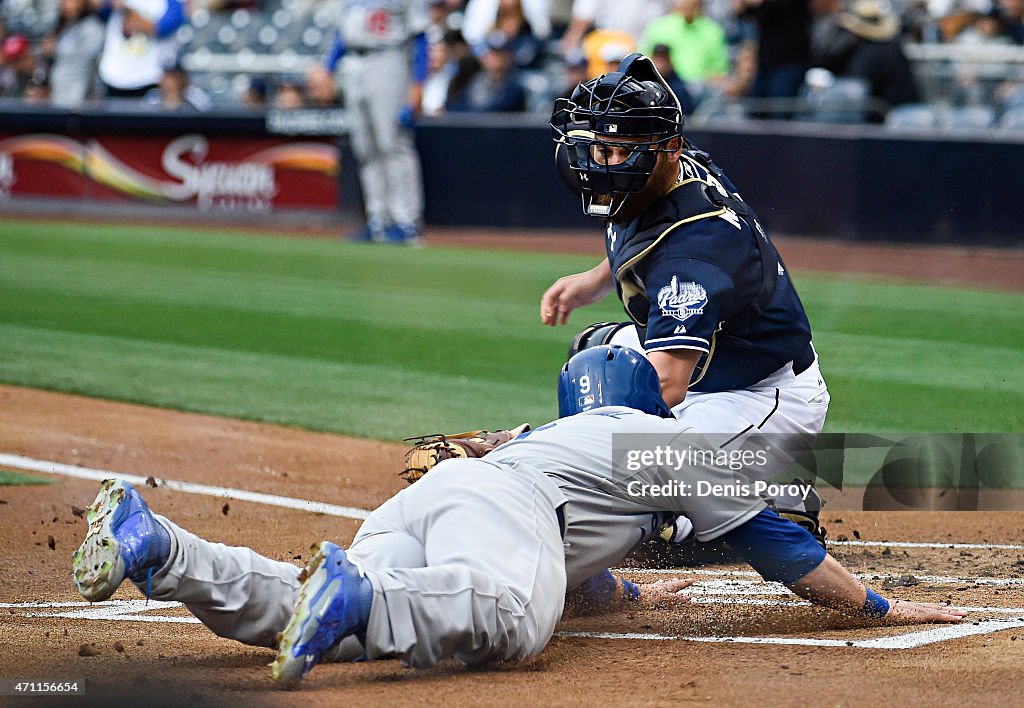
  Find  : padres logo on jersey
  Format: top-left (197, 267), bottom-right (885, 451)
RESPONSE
top-left (657, 276), bottom-right (707, 323)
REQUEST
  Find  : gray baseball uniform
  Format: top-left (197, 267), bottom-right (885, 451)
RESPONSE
top-left (138, 407), bottom-right (766, 667)
top-left (336, 0), bottom-right (427, 231)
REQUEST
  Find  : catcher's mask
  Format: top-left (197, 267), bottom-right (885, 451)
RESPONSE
top-left (558, 345), bottom-right (672, 419)
top-left (551, 53), bottom-right (683, 219)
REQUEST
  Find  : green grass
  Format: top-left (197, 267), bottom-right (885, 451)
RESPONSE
top-left (0, 468), bottom-right (54, 485)
top-left (0, 220), bottom-right (1021, 439)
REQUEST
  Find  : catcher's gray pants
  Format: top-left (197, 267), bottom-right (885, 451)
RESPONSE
top-left (141, 458), bottom-right (566, 668)
top-left (339, 48), bottom-right (424, 228)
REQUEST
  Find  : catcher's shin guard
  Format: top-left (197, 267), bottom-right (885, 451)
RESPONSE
top-left (773, 481), bottom-right (827, 549)
top-left (776, 509), bottom-right (827, 550)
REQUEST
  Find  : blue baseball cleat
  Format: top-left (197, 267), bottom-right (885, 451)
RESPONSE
top-left (72, 479), bottom-right (171, 602)
top-left (381, 223), bottom-right (422, 246)
top-left (271, 541), bottom-right (373, 684)
top-left (346, 220), bottom-right (386, 243)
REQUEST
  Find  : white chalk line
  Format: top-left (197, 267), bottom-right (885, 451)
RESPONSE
top-left (0, 452), bottom-right (369, 520)
top-left (558, 620), bottom-right (1024, 649)
top-left (615, 568), bottom-right (1024, 587)
top-left (1, 599), bottom-right (201, 624)
top-left (4, 452), bottom-right (1022, 552)
top-left (685, 597), bottom-right (1024, 615)
top-left (830, 540), bottom-right (1024, 550)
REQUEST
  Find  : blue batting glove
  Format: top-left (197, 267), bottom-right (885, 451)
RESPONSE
top-left (398, 105), bottom-right (415, 128)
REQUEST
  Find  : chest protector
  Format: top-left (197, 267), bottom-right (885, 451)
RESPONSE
top-left (606, 150), bottom-right (780, 334)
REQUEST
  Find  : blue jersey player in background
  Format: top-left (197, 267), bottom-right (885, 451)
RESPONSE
top-left (543, 53), bottom-right (830, 545)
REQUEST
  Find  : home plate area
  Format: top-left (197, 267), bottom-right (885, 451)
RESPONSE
top-left (7, 568), bottom-right (1023, 652)
top-left (559, 566), bottom-right (1024, 650)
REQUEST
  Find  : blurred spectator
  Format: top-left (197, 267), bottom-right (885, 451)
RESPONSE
top-left (956, 9), bottom-right (1015, 44)
top-left (928, 0), bottom-right (994, 31)
top-left (561, 0), bottom-right (671, 53)
top-left (242, 76), bottom-right (268, 108)
top-left (810, 0), bottom-right (857, 73)
top-left (422, 36), bottom-right (452, 114)
top-left (427, 0), bottom-right (452, 40)
top-left (838, 0), bottom-right (920, 112)
top-left (304, 68), bottom-right (340, 108)
top-left (24, 74), bottom-right (51, 103)
top-left (420, 30), bottom-right (481, 114)
top-left (715, 38), bottom-right (758, 98)
top-left (900, 0), bottom-right (935, 41)
top-left (445, 30), bottom-right (483, 100)
top-left (492, 0), bottom-right (544, 67)
top-left (141, 55), bottom-right (211, 111)
top-left (952, 11), bottom-right (1015, 103)
top-left (705, 0), bottom-right (758, 44)
top-left (593, 38), bottom-right (632, 73)
top-left (697, 38), bottom-right (758, 111)
top-left (448, 31), bottom-right (526, 111)
top-left (273, 77), bottom-right (306, 110)
top-left (0, 35), bottom-right (39, 98)
top-left (994, 0), bottom-right (1024, 42)
top-left (556, 47), bottom-right (589, 98)
top-left (737, 0), bottom-right (812, 109)
top-left (94, 0), bottom-right (186, 98)
top-left (45, 0), bottom-right (105, 108)
top-left (462, 0), bottom-right (550, 48)
top-left (639, 0), bottom-right (729, 83)
top-left (649, 43), bottom-right (696, 112)
top-left (580, 29), bottom-right (635, 76)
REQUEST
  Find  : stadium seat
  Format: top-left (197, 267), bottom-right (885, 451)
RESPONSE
top-left (1000, 108), bottom-right (1024, 132)
top-left (1, 0), bottom-right (57, 39)
top-left (945, 106), bottom-right (996, 130)
top-left (696, 98), bottom-right (748, 125)
top-left (884, 104), bottom-right (941, 130)
top-left (521, 71), bottom-right (553, 113)
top-left (1002, 85), bottom-right (1024, 112)
top-left (803, 77), bottom-right (870, 124)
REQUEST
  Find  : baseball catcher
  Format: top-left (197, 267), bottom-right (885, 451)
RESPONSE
top-left (543, 53), bottom-right (831, 550)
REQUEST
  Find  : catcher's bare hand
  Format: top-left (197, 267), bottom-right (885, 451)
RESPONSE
top-left (540, 261), bottom-right (614, 326)
top-left (635, 578), bottom-right (694, 610)
top-left (885, 599), bottom-right (968, 624)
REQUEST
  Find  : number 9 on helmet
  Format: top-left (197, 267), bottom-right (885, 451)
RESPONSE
top-left (557, 345), bottom-right (673, 419)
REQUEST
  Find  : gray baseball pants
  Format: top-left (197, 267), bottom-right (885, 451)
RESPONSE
top-left (338, 48), bottom-right (424, 228)
top-left (140, 459), bottom-right (566, 668)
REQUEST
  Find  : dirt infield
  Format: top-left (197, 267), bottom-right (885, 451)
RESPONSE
top-left (1, 384), bottom-right (1023, 706)
top-left (1, 223), bottom-right (1022, 705)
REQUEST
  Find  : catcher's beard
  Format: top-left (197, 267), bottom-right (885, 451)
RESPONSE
top-left (611, 152), bottom-right (682, 225)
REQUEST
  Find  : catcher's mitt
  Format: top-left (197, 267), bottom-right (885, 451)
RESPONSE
top-left (401, 424), bottom-right (530, 484)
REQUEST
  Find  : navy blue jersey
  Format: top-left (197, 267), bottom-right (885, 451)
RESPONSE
top-left (605, 149), bottom-right (812, 393)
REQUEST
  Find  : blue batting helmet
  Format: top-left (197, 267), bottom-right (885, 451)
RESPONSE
top-left (557, 345), bottom-right (672, 418)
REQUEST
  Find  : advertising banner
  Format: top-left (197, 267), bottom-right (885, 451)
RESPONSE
top-left (0, 133), bottom-right (338, 212)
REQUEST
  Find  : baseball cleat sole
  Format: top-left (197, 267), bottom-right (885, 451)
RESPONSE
top-left (271, 541), bottom-right (335, 684)
top-left (72, 479), bottom-right (129, 602)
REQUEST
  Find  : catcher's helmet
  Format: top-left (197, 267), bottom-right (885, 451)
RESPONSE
top-left (558, 345), bottom-right (672, 419)
top-left (551, 53), bottom-right (683, 219)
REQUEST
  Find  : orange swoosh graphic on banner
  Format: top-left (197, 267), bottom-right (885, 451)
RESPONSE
top-left (246, 143), bottom-right (338, 176)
